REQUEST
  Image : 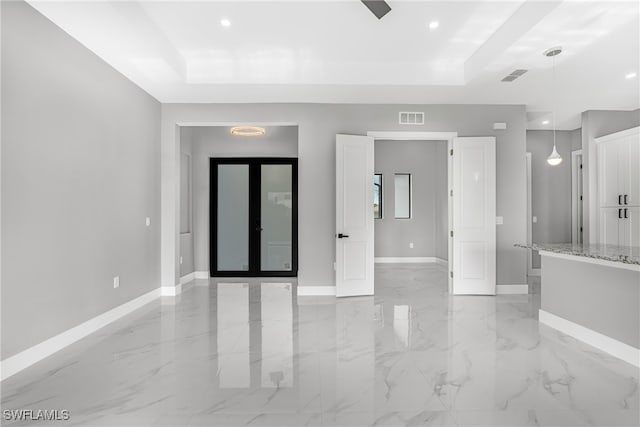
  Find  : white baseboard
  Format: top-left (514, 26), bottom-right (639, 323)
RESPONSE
top-left (539, 309), bottom-right (640, 368)
top-left (297, 286), bottom-right (336, 296)
top-left (435, 257), bottom-right (448, 267)
top-left (180, 272), bottom-right (195, 285)
top-left (496, 284), bottom-right (529, 295)
top-left (375, 257), bottom-right (437, 264)
top-left (0, 288), bottom-right (160, 381)
top-left (160, 284), bottom-right (182, 296)
top-left (194, 271), bottom-right (209, 279)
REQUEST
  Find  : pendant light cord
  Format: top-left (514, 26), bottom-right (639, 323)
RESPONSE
top-left (553, 53), bottom-right (557, 150)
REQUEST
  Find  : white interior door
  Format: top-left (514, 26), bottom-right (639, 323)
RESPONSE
top-left (336, 134), bottom-right (374, 297)
top-left (452, 137), bottom-right (496, 295)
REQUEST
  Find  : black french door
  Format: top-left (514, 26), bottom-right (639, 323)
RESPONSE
top-left (210, 158), bottom-right (298, 277)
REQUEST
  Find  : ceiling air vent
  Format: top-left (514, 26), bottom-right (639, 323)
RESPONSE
top-left (399, 112), bottom-right (424, 125)
top-left (501, 69), bottom-right (528, 82)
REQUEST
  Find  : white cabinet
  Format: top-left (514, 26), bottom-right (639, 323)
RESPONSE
top-left (621, 206), bottom-right (640, 247)
top-left (596, 127), bottom-right (640, 247)
top-left (599, 208), bottom-right (622, 246)
top-left (598, 139), bottom-right (627, 207)
top-left (599, 206), bottom-right (640, 247)
top-left (626, 139), bottom-right (640, 206)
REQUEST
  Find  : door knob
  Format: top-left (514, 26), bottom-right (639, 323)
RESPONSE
top-left (337, 233), bottom-right (350, 239)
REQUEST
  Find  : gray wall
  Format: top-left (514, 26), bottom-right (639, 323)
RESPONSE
top-left (581, 109), bottom-right (640, 244)
top-left (374, 140), bottom-right (447, 258)
top-left (527, 130), bottom-right (576, 268)
top-left (179, 128), bottom-right (194, 276)
top-left (1, 1), bottom-right (161, 358)
top-left (435, 142), bottom-right (449, 261)
top-left (163, 104), bottom-right (527, 288)
top-left (190, 126), bottom-right (298, 273)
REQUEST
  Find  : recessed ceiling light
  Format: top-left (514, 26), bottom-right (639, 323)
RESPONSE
top-left (220, 19), bottom-right (231, 27)
top-left (542, 120), bottom-right (550, 125)
top-left (429, 21), bottom-right (439, 30)
top-left (626, 72), bottom-right (637, 79)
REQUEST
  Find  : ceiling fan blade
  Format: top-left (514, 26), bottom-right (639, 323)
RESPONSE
top-left (361, 0), bottom-right (392, 20)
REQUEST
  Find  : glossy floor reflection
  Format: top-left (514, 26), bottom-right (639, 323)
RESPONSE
top-left (2, 265), bottom-right (638, 426)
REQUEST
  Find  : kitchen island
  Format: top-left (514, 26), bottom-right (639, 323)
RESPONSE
top-left (516, 243), bottom-right (640, 367)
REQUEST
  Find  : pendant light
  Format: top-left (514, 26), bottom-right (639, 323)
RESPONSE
top-left (544, 46), bottom-right (563, 166)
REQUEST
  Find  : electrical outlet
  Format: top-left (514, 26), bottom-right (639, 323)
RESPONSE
top-left (333, 262), bottom-right (336, 271)
top-left (533, 216), bottom-right (538, 223)
top-left (113, 276), bottom-right (120, 289)
top-left (409, 242), bottom-right (414, 248)
top-left (145, 217), bottom-right (151, 227)
top-left (180, 256), bottom-right (183, 265)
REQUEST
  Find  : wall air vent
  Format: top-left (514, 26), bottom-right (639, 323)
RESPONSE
top-left (399, 112), bottom-right (424, 125)
top-left (501, 69), bottom-right (528, 82)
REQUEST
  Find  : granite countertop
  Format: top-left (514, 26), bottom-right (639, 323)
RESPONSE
top-left (514, 243), bottom-right (640, 265)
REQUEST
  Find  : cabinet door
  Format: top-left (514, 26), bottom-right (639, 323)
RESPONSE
top-left (598, 140), bottom-right (625, 207)
top-left (624, 137), bottom-right (640, 206)
top-left (620, 207), bottom-right (640, 248)
top-left (599, 208), bottom-right (621, 246)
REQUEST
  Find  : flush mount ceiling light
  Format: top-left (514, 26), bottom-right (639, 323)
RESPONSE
top-left (230, 126), bottom-right (266, 137)
top-left (626, 72), bottom-right (637, 79)
top-left (542, 120), bottom-right (550, 125)
top-left (220, 18), bottom-right (231, 27)
top-left (544, 46), bottom-right (563, 166)
top-left (429, 21), bottom-right (440, 30)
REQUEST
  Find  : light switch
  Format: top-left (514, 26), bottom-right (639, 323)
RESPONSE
top-left (533, 216), bottom-right (538, 223)
top-left (496, 216), bottom-right (504, 225)
top-left (409, 242), bottom-right (414, 248)
top-left (145, 217), bottom-right (151, 227)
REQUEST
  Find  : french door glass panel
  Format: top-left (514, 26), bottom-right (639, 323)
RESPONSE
top-left (261, 165), bottom-right (293, 271)
top-left (217, 164), bottom-right (249, 271)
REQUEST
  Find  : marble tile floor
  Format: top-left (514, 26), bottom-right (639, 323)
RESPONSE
top-left (1, 264), bottom-right (638, 427)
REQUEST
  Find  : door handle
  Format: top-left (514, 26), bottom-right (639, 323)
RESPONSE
top-left (337, 233), bottom-right (350, 239)
top-left (619, 208), bottom-right (623, 219)
top-left (624, 194), bottom-right (628, 205)
top-left (624, 208), bottom-right (628, 219)
top-left (619, 194), bottom-right (623, 205)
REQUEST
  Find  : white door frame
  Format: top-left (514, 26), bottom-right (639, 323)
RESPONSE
top-left (367, 131), bottom-right (457, 293)
top-left (571, 150), bottom-right (583, 245)
top-left (525, 152), bottom-right (540, 277)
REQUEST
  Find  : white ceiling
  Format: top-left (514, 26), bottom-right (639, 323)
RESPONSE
top-left (29, 0), bottom-right (640, 130)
